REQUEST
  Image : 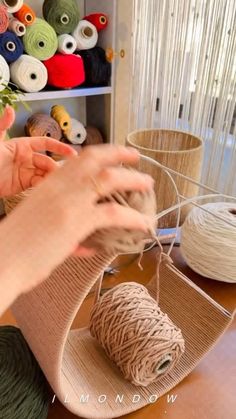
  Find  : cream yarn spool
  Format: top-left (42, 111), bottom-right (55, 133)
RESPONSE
top-left (65, 118), bottom-right (87, 145)
top-left (10, 55), bottom-right (48, 93)
top-left (90, 282), bottom-right (185, 387)
top-left (181, 202), bottom-right (236, 283)
top-left (2, 0), bottom-right (23, 13)
top-left (72, 20), bottom-right (98, 50)
top-left (8, 18), bottom-right (26, 37)
top-left (0, 55), bottom-right (10, 90)
top-left (57, 34), bottom-right (77, 54)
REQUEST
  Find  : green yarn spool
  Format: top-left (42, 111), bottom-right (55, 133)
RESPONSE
top-left (23, 18), bottom-right (58, 61)
top-left (0, 326), bottom-right (50, 419)
top-left (43, 0), bottom-right (80, 35)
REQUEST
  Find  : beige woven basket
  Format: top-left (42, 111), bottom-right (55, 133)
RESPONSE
top-left (3, 189), bottom-right (235, 419)
top-left (126, 129), bottom-right (203, 228)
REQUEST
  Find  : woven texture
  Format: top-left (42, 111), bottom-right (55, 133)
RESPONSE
top-left (4, 191), bottom-right (234, 418)
top-left (126, 129), bottom-right (203, 228)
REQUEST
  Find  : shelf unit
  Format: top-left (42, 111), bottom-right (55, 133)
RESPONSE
top-left (19, 87), bottom-right (113, 102)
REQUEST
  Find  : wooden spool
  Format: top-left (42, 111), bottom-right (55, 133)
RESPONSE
top-left (126, 129), bottom-right (203, 228)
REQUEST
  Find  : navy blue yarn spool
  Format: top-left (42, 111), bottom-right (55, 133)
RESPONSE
top-left (0, 31), bottom-right (23, 63)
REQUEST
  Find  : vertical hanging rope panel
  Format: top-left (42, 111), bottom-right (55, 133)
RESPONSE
top-left (3, 190), bottom-right (234, 419)
top-left (127, 129), bottom-right (203, 228)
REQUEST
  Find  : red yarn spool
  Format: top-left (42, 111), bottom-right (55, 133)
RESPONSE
top-left (0, 5), bottom-right (9, 34)
top-left (43, 54), bottom-right (85, 89)
top-left (13, 4), bottom-right (36, 26)
top-left (83, 13), bottom-right (108, 32)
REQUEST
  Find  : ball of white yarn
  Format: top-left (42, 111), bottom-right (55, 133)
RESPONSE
top-left (0, 55), bottom-right (10, 91)
top-left (181, 202), bottom-right (236, 283)
top-left (65, 118), bottom-right (87, 145)
top-left (57, 34), bottom-right (77, 55)
top-left (2, 0), bottom-right (23, 13)
top-left (72, 20), bottom-right (98, 50)
top-left (10, 55), bottom-right (48, 93)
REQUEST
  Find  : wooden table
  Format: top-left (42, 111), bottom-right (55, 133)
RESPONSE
top-left (1, 246), bottom-right (236, 419)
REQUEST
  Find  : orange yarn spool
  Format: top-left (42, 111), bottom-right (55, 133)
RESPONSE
top-left (13, 4), bottom-right (36, 26)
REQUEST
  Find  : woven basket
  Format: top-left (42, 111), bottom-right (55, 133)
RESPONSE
top-left (126, 129), bottom-right (203, 228)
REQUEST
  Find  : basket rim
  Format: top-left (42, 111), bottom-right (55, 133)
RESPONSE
top-left (126, 128), bottom-right (203, 154)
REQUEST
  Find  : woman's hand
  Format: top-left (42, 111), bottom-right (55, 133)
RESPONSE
top-left (0, 145), bottom-right (155, 306)
top-left (0, 105), bottom-right (76, 197)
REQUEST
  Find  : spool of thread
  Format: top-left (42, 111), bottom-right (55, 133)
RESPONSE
top-left (79, 47), bottom-right (111, 86)
top-left (83, 13), bottom-right (108, 32)
top-left (65, 118), bottom-right (86, 145)
top-left (2, 0), bottom-right (23, 13)
top-left (82, 188), bottom-right (157, 253)
top-left (72, 20), bottom-right (98, 50)
top-left (0, 54), bottom-right (10, 90)
top-left (57, 34), bottom-right (77, 55)
top-left (25, 113), bottom-right (62, 140)
top-left (90, 282), bottom-right (185, 387)
top-left (181, 202), bottom-right (236, 283)
top-left (83, 126), bottom-right (104, 146)
top-left (0, 4), bottom-right (9, 34)
top-left (23, 18), bottom-right (58, 61)
top-left (44, 53), bottom-right (85, 89)
top-left (0, 30), bottom-right (23, 63)
top-left (13, 4), bottom-right (36, 26)
top-left (10, 55), bottom-right (48, 93)
top-left (43, 0), bottom-right (80, 35)
top-left (51, 105), bottom-right (71, 134)
top-left (0, 326), bottom-right (50, 418)
top-left (8, 17), bottom-right (26, 36)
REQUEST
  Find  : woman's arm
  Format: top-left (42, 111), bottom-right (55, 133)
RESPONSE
top-left (0, 145), bottom-right (154, 316)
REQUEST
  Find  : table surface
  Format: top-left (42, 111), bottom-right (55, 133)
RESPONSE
top-left (1, 246), bottom-right (236, 419)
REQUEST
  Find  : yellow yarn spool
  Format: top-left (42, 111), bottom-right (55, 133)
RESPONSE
top-left (50, 105), bottom-right (71, 135)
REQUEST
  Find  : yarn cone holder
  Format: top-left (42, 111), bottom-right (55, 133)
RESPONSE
top-left (3, 155), bottom-right (236, 419)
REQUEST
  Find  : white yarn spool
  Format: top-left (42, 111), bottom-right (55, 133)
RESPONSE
top-left (72, 20), bottom-right (98, 50)
top-left (57, 34), bottom-right (77, 55)
top-left (181, 202), bottom-right (236, 283)
top-left (2, 0), bottom-right (23, 13)
top-left (0, 55), bottom-right (10, 91)
top-left (65, 118), bottom-right (87, 145)
top-left (10, 55), bottom-right (48, 93)
top-left (8, 18), bottom-right (26, 37)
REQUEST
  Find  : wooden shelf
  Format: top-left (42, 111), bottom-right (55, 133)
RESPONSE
top-left (18, 86), bottom-right (112, 102)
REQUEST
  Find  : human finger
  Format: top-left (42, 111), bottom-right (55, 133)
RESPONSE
top-left (32, 153), bottom-right (58, 173)
top-left (29, 137), bottom-right (77, 157)
top-left (0, 105), bottom-right (15, 141)
top-left (79, 145), bottom-right (140, 171)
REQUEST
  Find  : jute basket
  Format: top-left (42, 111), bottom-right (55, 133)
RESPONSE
top-left (126, 129), bottom-right (203, 228)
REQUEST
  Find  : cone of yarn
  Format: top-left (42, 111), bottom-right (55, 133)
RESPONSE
top-left (13, 4), bottom-right (36, 26)
top-left (83, 13), bottom-right (108, 32)
top-left (65, 118), bottom-right (86, 145)
top-left (83, 126), bottom-right (104, 146)
top-left (57, 33), bottom-right (76, 55)
top-left (2, 0), bottom-right (23, 13)
top-left (82, 188), bottom-right (157, 253)
top-left (0, 54), bottom-right (10, 90)
top-left (10, 55), bottom-right (48, 93)
top-left (90, 282), bottom-right (185, 387)
top-left (8, 17), bottom-right (26, 36)
top-left (0, 30), bottom-right (23, 63)
top-left (79, 47), bottom-right (111, 86)
top-left (50, 105), bottom-right (71, 135)
top-left (0, 4), bottom-right (9, 34)
top-left (72, 20), bottom-right (98, 50)
top-left (44, 53), bottom-right (85, 89)
top-left (43, 0), bottom-right (80, 35)
top-left (0, 326), bottom-right (50, 419)
top-left (25, 113), bottom-right (62, 140)
top-left (181, 202), bottom-right (236, 283)
top-left (23, 18), bottom-right (58, 61)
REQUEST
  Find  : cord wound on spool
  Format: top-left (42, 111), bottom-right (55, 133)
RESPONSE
top-left (25, 113), bottom-right (62, 140)
top-left (0, 326), bottom-right (50, 419)
top-left (10, 55), bottom-right (48, 92)
top-left (0, 5), bottom-right (9, 34)
top-left (23, 18), bottom-right (58, 61)
top-left (90, 283), bottom-right (185, 387)
top-left (43, 0), bottom-right (80, 35)
top-left (8, 18), bottom-right (26, 36)
top-left (0, 30), bottom-right (23, 63)
top-left (181, 202), bottom-right (236, 283)
top-left (0, 54), bottom-right (10, 90)
top-left (13, 4), bottom-right (36, 26)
